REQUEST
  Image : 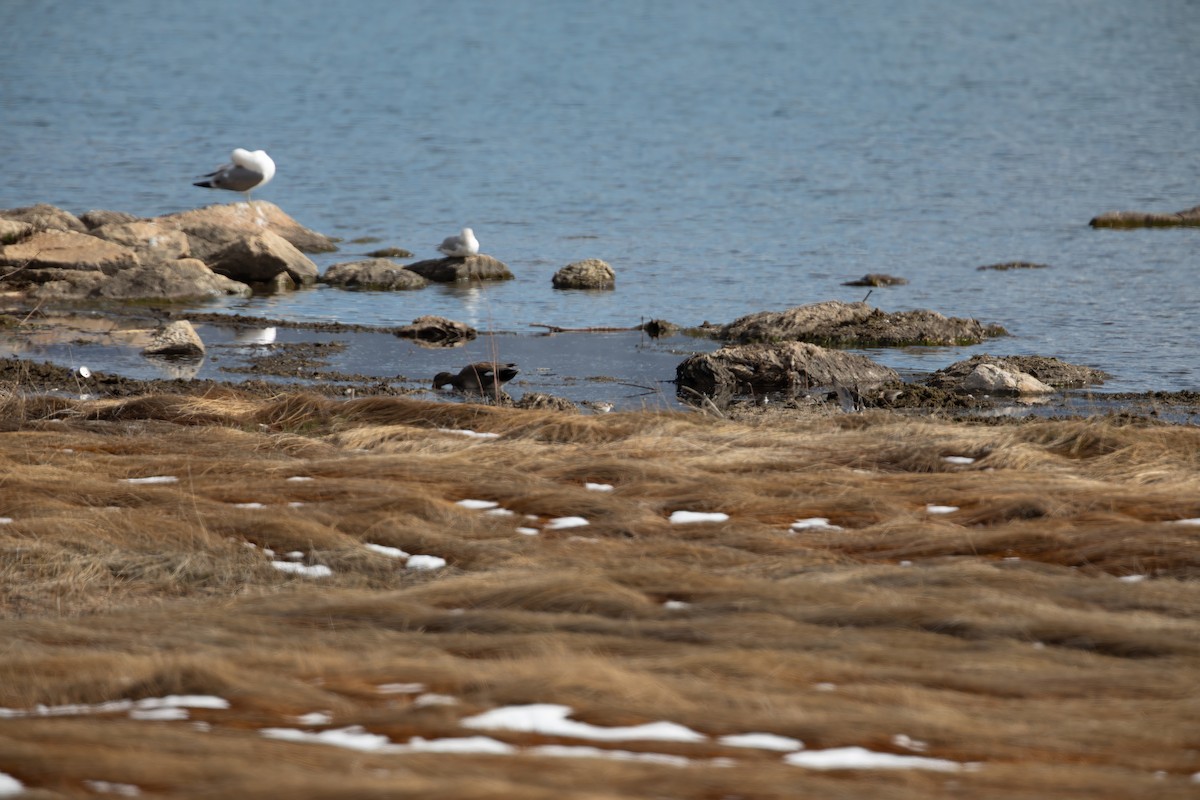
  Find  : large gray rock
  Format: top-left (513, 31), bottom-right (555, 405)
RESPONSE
top-left (926, 354), bottom-right (1110, 390)
top-left (92, 220), bottom-right (191, 264)
top-left (322, 258), bottom-right (427, 290)
top-left (393, 315), bottom-right (476, 346)
top-left (405, 254), bottom-right (514, 282)
top-left (718, 300), bottom-right (1006, 347)
top-left (0, 230), bottom-right (140, 274)
top-left (0, 203), bottom-right (86, 233)
top-left (91, 259), bottom-right (251, 300)
top-left (206, 230), bottom-right (319, 287)
top-left (143, 319), bottom-right (205, 357)
top-left (154, 201), bottom-right (337, 260)
top-left (552, 258), bottom-right (615, 289)
top-left (676, 342), bottom-right (900, 399)
top-left (1089, 204), bottom-right (1200, 229)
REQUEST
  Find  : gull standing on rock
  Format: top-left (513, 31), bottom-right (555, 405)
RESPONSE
top-left (193, 148), bottom-right (276, 204)
top-left (437, 227), bottom-right (479, 258)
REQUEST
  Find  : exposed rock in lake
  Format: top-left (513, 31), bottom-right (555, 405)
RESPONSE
top-left (926, 354), bottom-right (1111, 390)
top-left (640, 319), bottom-right (680, 338)
top-left (405, 254), bottom-right (514, 282)
top-left (676, 341), bottom-right (900, 402)
top-left (154, 201), bottom-right (338, 258)
top-left (718, 300), bottom-right (1006, 347)
top-left (393, 315), bottom-right (477, 346)
top-left (961, 363), bottom-right (1054, 395)
top-left (205, 230), bottom-right (319, 287)
top-left (0, 230), bottom-right (140, 274)
top-left (552, 259), bottom-right (615, 290)
top-left (1089, 203), bottom-right (1200, 228)
top-left (92, 259), bottom-right (251, 301)
top-left (365, 247), bottom-right (414, 259)
top-left (143, 319), bottom-right (205, 358)
top-left (977, 261), bottom-right (1050, 271)
top-left (0, 203), bottom-right (87, 233)
top-left (322, 258), bottom-right (427, 290)
top-left (842, 273), bottom-right (908, 287)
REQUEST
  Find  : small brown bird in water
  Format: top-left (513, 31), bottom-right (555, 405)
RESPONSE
top-left (432, 362), bottom-right (519, 393)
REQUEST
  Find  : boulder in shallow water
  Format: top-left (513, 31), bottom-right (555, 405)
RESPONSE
top-left (676, 341), bottom-right (900, 400)
top-left (92, 259), bottom-right (251, 301)
top-left (961, 363), bottom-right (1054, 395)
top-left (322, 258), bottom-right (427, 290)
top-left (405, 254), bottom-right (513, 282)
top-left (153, 201), bottom-right (337, 260)
top-left (393, 315), bottom-right (477, 346)
top-left (926, 354), bottom-right (1110, 390)
top-left (206, 230), bottom-right (319, 287)
top-left (143, 320), bottom-right (205, 358)
top-left (718, 300), bottom-right (1006, 347)
top-left (552, 258), bottom-right (615, 289)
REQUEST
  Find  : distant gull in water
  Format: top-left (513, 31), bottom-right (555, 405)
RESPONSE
top-left (194, 148), bottom-right (276, 203)
top-left (437, 227), bottom-right (480, 258)
top-left (433, 362), bottom-right (519, 393)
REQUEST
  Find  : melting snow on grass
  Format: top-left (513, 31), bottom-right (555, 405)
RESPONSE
top-left (669, 510), bottom-right (729, 524)
top-left (461, 703), bottom-right (706, 743)
top-left (546, 516), bottom-right (589, 530)
top-left (718, 732), bottom-right (804, 751)
top-left (925, 504), bottom-right (959, 514)
top-left (784, 745), bottom-right (964, 772)
top-left (122, 476), bottom-right (177, 485)
top-left (271, 561), bottom-right (333, 578)
top-left (0, 773), bottom-right (22, 797)
top-left (790, 517), bottom-right (843, 531)
top-left (0, 518), bottom-right (11, 524)
top-left (585, 482), bottom-right (613, 492)
top-left (942, 456), bottom-right (976, 465)
top-left (0, 695), bottom-right (229, 720)
top-left (377, 682), bottom-right (426, 694)
top-left (365, 543), bottom-right (410, 559)
top-left (440, 429), bottom-right (500, 439)
top-left (406, 555), bottom-right (447, 570)
top-left (83, 780), bottom-right (141, 796)
top-left (516, 527), bottom-right (540, 535)
top-left (286, 476), bottom-right (314, 482)
top-left (1172, 518), bottom-right (1200, 525)
top-left (456, 499), bottom-right (499, 510)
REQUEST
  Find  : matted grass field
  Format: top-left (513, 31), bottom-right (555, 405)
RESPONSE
top-left (0, 390), bottom-right (1197, 798)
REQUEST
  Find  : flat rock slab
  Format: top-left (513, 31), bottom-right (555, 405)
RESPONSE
top-left (92, 259), bottom-right (251, 301)
top-left (0, 230), bottom-right (140, 274)
top-left (926, 354), bottom-right (1111, 390)
top-left (1089, 204), bottom-right (1200, 228)
top-left (405, 254), bottom-right (514, 282)
top-left (718, 300), bottom-right (1006, 347)
top-left (676, 341), bottom-right (900, 399)
top-left (92, 220), bottom-right (191, 263)
top-left (154, 201), bottom-right (338, 259)
top-left (322, 258), bottom-right (428, 290)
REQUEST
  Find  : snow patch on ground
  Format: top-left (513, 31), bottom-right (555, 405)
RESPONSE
top-left (461, 703), bottom-right (706, 743)
top-left (669, 510), bottom-right (729, 524)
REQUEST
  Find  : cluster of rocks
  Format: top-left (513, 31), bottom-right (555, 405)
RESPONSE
top-left (0, 202), bottom-right (335, 302)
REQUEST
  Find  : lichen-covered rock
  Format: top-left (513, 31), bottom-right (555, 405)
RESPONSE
top-left (154, 201), bottom-right (337, 260)
top-left (322, 258), bottom-right (427, 290)
top-left (405, 254), bottom-right (513, 282)
top-left (552, 259), bottom-right (615, 289)
top-left (0, 203), bottom-right (86, 233)
top-left (676, 341), bottom-right (900, 400)
top-left (92, 220), bottom-right (191, 264)
top-left (718, 300), bottom-right (1006, 347)
top-left (143, 320), bottom-right (205, 357)
top-left (393, 315), bottom-right (476, 346)
top-left (206, 230), bottom-right (319, 287)
top-left (1089, 204), bottom-right (1200, 229)
top-left (91, 259), bottom-right (251, 300)
top-left (0, 230), bottom-right (139, 274)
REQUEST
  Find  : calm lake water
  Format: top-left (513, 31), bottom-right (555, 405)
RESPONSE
top-left (1, 0), bottom-right (1197, 394)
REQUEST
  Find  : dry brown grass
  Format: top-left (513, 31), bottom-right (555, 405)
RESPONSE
top-left (0, 391), bottom-right (1198, 798)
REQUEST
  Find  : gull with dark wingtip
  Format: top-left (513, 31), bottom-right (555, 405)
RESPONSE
top-left (194, 148), bottom-right (276, 204)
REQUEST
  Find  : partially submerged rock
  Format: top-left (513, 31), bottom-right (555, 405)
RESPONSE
top-left (393, 315), bottom-right (476, 346)
top-left (92, 220), bottom-right (191, 264)
top-left (0, 203), bottom-right (86, 233)
top-left (718, 300), bottom-right (1006, 347)
top-left (143, 319), bottom-right (205, 358)
top-left (92, 259), bottom-right (251, 301)
top-left (1089, 204), bottom-right (1200, 229)
top-left (552, 259), bottom-right (615, 289)
top-left (977, 261), bottom-right (1050, 271)
top-left (676, 341), bottom-right (900, 400)
top-left (365, 247), bottom-right (413, 259)
top-left (842, 273), bottom-right (908, 287)
top-left (322, 258), bottom-right (427, 290)
top-left (405, 254), bottom-right (514, 282)
top-left (206, 230), bottom-right (319, 287)
top-left (926, 354), bottom-right (1111, 390)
